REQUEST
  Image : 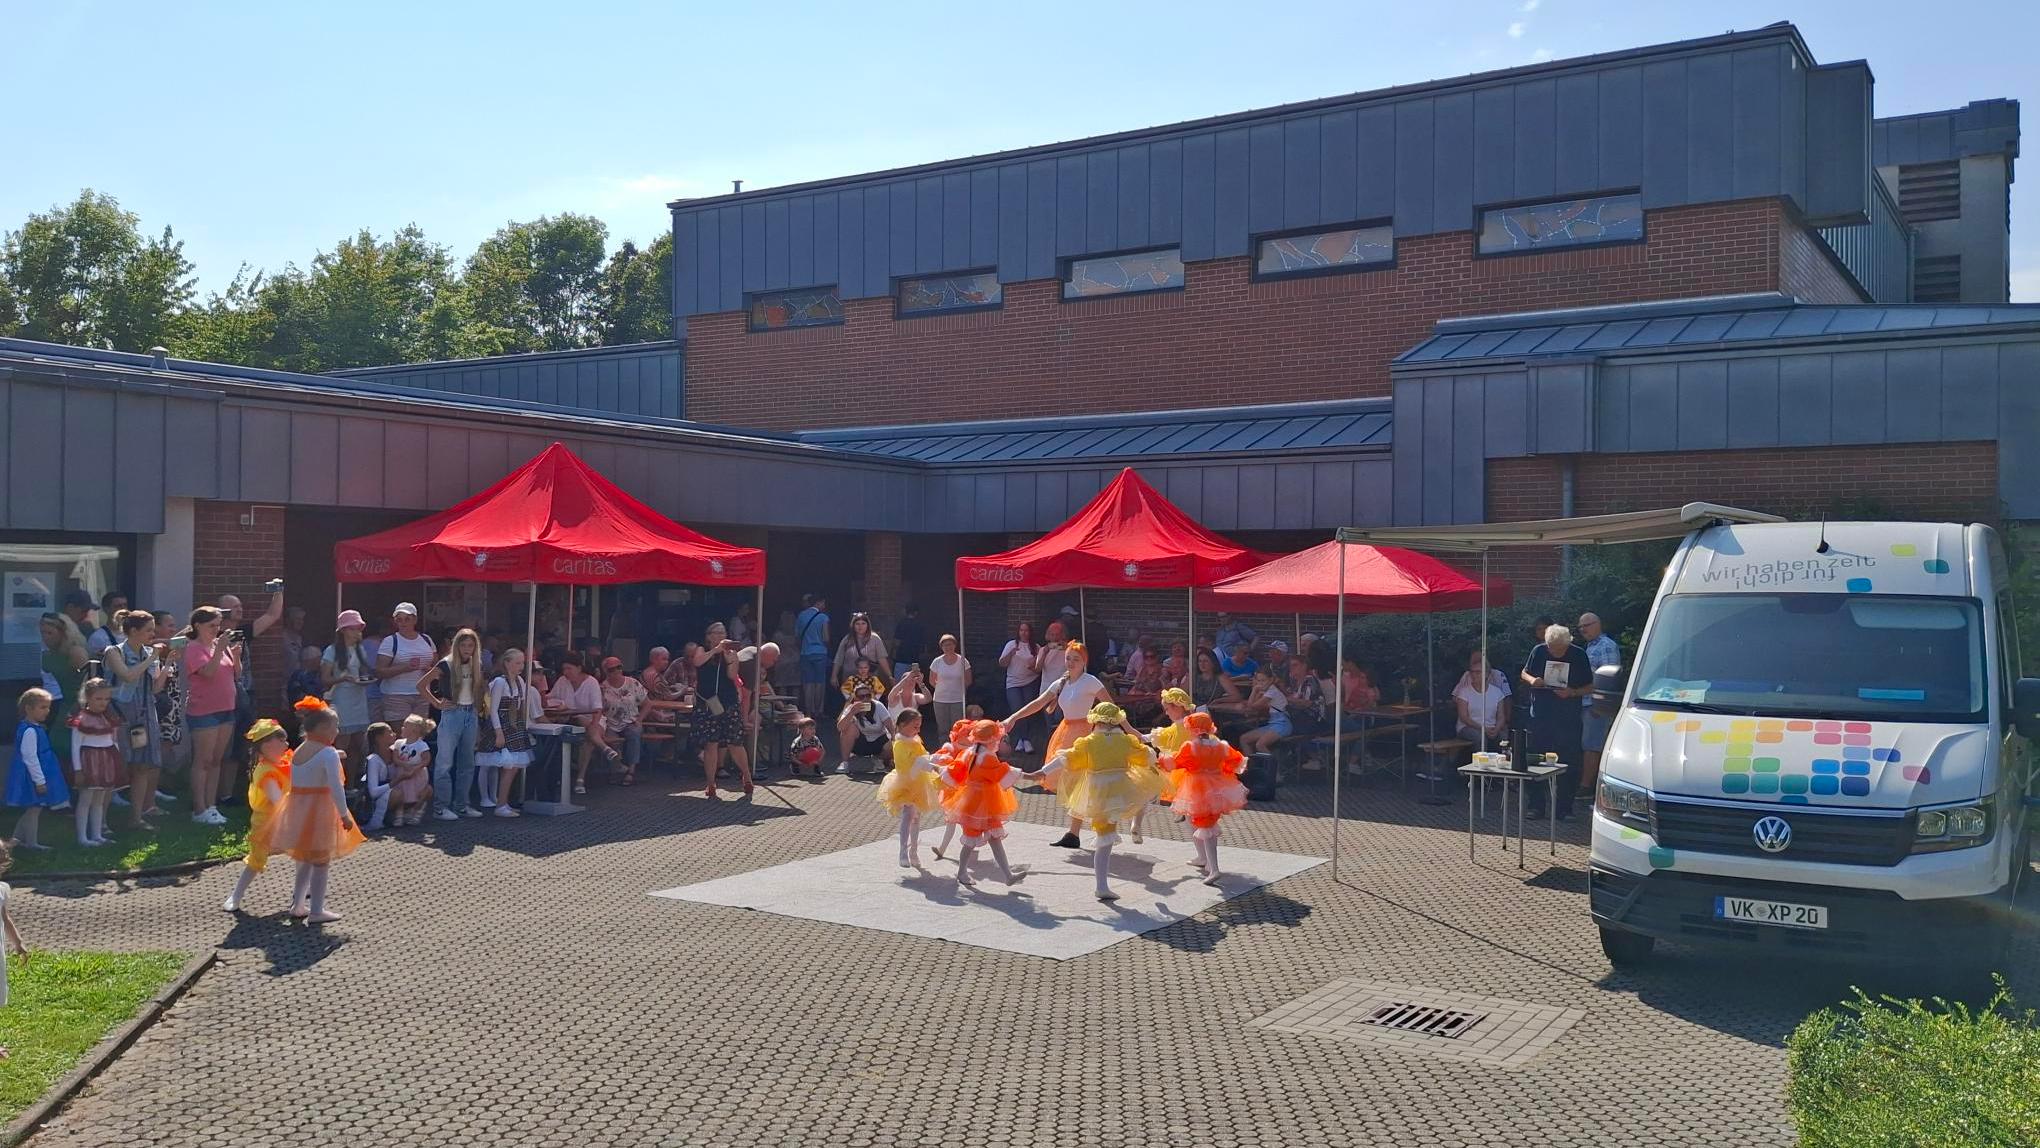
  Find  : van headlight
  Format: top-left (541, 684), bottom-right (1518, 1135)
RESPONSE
top-left (1912, 799), bottom-right (1993, 853)
top-left (1596, 776), bottom-right (1653, 830)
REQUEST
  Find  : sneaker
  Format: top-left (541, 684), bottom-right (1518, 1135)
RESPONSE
top-left (835, 762), bottom-right (850, 774)
top-left (192, 811), bottom-right (213, 825)
top-left (155, 790), bottom-right (177, 804)
top-left (435, 809), bottom-right (459, 822)
top-left (493, 806), bottom-right (521, 818)
top-left (461, 808), bottom-right (482, 819)
top-left (112, 792), bottom-right (132, 807)
top-left (572, 783), bottom-right (587, 795)
top-left (479, 798), bottom-right (496, 809)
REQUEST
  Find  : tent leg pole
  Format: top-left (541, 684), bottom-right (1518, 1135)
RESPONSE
top-left (525, 584), bottom-right (538, 685)
top-left (1333, 542), bottom-right (1346, 881)
top-left (749, 582), bottom-right (763, 771)
top-left (956, 585), bottom-right (966, 670)
top-left (336, 582), bottom-right (343, 621)
top-left (1418, 615), bottom-right (1449, 806)
top-left (1186, 588), bottom-right (1194, 662)
top-left (1480, 551), bottom-right (1490, 756)
top-left (1295, 612), bottom-right (1302, 654)
top-left (1078, 587), bottom-right (1086, 644)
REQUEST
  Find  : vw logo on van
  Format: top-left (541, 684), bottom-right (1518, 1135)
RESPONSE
top-left (1751, 816), bottom-right (1793, 854)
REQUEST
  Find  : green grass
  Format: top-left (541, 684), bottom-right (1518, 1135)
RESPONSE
top-left (6, 802), bottom-right (248, 877)
top-left (1788, 980), bottom-right (2040, 1147)
top-left (0, 950), bottom-right (188, 1124)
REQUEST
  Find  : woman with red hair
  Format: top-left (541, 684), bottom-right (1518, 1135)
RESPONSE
top-left (1001, 640), bottom-right (1115, 848)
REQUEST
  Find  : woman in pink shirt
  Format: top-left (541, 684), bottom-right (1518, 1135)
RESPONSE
top-left (180, 606), bottom-right (239, 826)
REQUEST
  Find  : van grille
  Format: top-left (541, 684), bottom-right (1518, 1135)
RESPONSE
top-left (1651, 800), bottom-right (1913, 867)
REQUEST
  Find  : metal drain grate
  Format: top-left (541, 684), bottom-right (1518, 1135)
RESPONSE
top-left (1361, 1002), bottom-right (1485, 1039)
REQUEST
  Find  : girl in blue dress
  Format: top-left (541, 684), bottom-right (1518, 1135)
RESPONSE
top-left (8, 688), bottom-right (72, 851)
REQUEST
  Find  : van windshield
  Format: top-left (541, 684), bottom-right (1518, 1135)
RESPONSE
top-left (1631, 593), bottom-right (1986, 724)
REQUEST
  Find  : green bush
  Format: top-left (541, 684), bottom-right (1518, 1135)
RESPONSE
top-left (1787, 980), bottom-right (2040, 1147)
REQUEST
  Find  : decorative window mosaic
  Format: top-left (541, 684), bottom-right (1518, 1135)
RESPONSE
top-left (748, 287), bottom-right (843, 331)
top-left (897, 271), bottom-right (1003, 316)
top-left (1063, 248), bottom-right (1184, 300)
top-left (1476, 193), bottom-right (1644, 255)
top-left (1255, 225), bottom-right (1394, 277)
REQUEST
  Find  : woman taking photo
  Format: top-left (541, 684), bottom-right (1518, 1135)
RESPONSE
top-left (830, 613), bottom-right (890, 694)
top-left (692, 622), bottom-right (752, 799)
top-left (998, 621), bottom-right (1042, 753)
top-left (104, 610), bottom-right (170, 828)
top-left (179, 606), bottom-right (237, 825)
top-left (322, 610), bottom-right (375, 773)
top-left (418, 628), bottom-right (486, 819)
top-left (39, 614), bottom-right (88, 759)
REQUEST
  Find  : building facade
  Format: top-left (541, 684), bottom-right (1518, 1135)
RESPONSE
top-left (0, 23), bottom-right (2028, 696)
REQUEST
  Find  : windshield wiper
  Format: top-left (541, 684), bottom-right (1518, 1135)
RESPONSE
top-left (1637, 700), bottom-right (1753, 716)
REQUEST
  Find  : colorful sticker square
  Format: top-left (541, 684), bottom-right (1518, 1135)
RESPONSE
top-left (1648, 846), bottom-right (1676, 869)
top-left (1780, 775), bottom-right (1810, 795)
top-left (1844, 722), bottom-right (1872, 733)
top-left (1923, 559), bottom-right (1950, 574)
top-left (1814, 732), bottom-right (1842, 745)
top-left (1756, 732), bottom-right (1785, 743)
top-left (1812, 759), bottom-right (1841, 773)
top-left (1781, 794), bottom-right (1810, 804)
top-left (1844, 734), bottom-right (1873, 746)
top-left (1841, 777), bottom-right (1871, 797)
top-left (1758, 719), bottom-right (1787, 732)
top-left (1871, 747), bottom-right (1901, 762)
top-left (1901, 765), bottom-right (1932, 783)
top-left (1843, 760), bottom-right (1871, 776)
top-left (1730, 719), bottom-right (1757, 733)
top-left (1653, 712), bottom-right (1677, 723)
top-left (1890, 543), bottom-right (1917, 557)
top-left (1751, 775), bottom-right (1781, 794)
top-left (1847, 578), bottom-right (1873, 592)
top-left (1721, 775), bottom-right (1751, 794)
top-left (1675, 721), bottom-right (1703, 733)
top-left (1699, 731), bottom-right (1727, 744)
top-left (1843, 745), bottom-right (1872, 761)
top-left (1752, 758), bottom-right (1782, 773)
top-left (1811, 776), bottom-right (1841, 796)
top-left (1787, 720), bottom-right (1815, 732)
top-left (1816, 721), bottom-right (1842, 732)
top-left (1723, 757), bottom-right (1752, 773)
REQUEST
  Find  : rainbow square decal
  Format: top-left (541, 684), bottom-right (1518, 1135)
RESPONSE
top-left (1723, 757), bottom-right (1752, 773)
top-left (1842, 760), bottom-right (1871, 776)
top-left (1780, 775), bottom-right (1809, 795)
top-left (1752, 758), bottom-right (1782, 773)
top-left (1811, 776), bottom-right (1840, 796)
top-left (1722, 775), bottom-right (1751, 794)
top-left (1811, 759), bottom-right (1841, 774)
top-left (1841, 777), bottom-right (1871, 796)
top-left (1752, 775), bottom-right (1781, 794)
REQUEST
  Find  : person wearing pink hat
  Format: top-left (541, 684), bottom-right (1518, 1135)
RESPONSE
top-left (322, 609), bottom-right (375, 768)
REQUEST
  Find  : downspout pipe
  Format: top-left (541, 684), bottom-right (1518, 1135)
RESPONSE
top-left (1559, 456), bottom-right (1576, 590)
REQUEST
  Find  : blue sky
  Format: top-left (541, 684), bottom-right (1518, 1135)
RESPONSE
top-left (10, 1), bottom-right (2035, 299)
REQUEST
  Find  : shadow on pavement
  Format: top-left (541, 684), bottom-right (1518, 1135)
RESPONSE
top-left (220, 911), bottom-right (348, 976)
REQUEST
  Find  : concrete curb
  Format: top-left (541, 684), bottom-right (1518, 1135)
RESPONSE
top-left (1, 949), bottom-right (217, 1148)
top-left (10, 855), bottom-right (236, 886)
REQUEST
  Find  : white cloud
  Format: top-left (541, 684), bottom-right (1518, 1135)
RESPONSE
top-left (1520, 0), bottom-right (1540, 10)
top-left (2011, 263), bottom-right (2040, 303)
top-left (1507, 20), bottom-right (1526, 37)
top-left (1530, 48), bottom-right (1554, 62)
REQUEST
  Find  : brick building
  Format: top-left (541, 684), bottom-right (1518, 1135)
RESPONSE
top-left (0, 23), bottom-right (2031, 698)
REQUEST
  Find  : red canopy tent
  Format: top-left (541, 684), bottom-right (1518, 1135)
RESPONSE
top-left (334, 443), bottom-right (766, 813)
top-left (954, 467), bottom-right (1274, 655)
top-left (1196, 540), bottom-right (1512, 615)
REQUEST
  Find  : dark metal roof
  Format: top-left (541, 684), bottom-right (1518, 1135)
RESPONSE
top-left (802, 400), bottom-right (1391, 464)
top-left (670, 24), bottom-right (1811, 210)
top-left (1394, 294), bottom-right (2040, 367)
top-left (1874, 99), bottom-right (2020, 167)
top-left (328, 340), bottom-right (682, 377)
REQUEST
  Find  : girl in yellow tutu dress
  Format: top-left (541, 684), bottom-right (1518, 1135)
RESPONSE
top-left (876, 709), bottom-right (944, 868)
top-left (251, 699), bottom-right (365, 923)
top-left (1130, 686), bottom-right (1197, 843)
top-left (222, 718), bottom-right (293, 913)
top-left (1032, 702), bottom-right (1164, 901)
top-left (940, 720), bottom-right (1024, 887)
top-left (1001, 641), bottom-right (1117, 848)
top-left (1168, 713), bottom-right (1250, 885)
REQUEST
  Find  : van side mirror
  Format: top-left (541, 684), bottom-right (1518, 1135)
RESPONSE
top-left (2016, 678), bottom-right (2040, 741)
top-left (1593, 664), bottom-right (1628, 716)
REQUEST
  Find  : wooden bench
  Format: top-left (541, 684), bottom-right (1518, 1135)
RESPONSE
top-left (1414, 738), bottom-right (1472, 782)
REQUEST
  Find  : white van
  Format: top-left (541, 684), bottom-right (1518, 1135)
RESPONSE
top-left (1590, 520), bottom-right (2039, 970)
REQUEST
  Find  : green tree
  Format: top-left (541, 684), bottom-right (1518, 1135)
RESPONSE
top-left (461, 214), bottom-right (609, 352)
top-left (594, 234), bottom-right (672, 344)
top-left (0, 190), bottom-right (194, 350)
top-left (250, 225), bottom-right (474, 372)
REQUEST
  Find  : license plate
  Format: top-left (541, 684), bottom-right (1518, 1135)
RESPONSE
top-left (1714, 896), bottom-right (1828, 930)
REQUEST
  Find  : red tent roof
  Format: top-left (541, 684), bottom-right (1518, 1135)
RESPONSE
top-left (1197, 540), bottom-right (1511, 614)
top-left (333, 442), bottom-right (764, 586)
top-left (957, 468), bottom-right (1269, 591)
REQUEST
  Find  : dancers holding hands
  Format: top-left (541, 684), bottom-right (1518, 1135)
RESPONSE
top-left (1026, 702), bottom-right (1164, 901)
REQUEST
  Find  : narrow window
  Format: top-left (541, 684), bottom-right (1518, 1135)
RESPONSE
top-left (1255, 224), bottom-right (1394, 278)
top-left (748, 287), bottom-right (843, 331)
top-left (1476, 193), bottom-right (1644, 255)
top-left (896, 271), bottom-right (1003, 316)
top-left (1063, 248), bottom-right (1184, 300)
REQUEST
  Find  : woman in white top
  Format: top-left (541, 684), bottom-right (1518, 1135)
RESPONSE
top-left (830, 613), bottom-right (890, 692)
top-left (998, 621), bottom-right (1042, 753)
top-left (928, 634), bottom-right (972, 732)
top-left (322, 610), bottom-right (374, 768)
top-left (1452, 649), bottom-right (1512, 749)
top-left (1002, 640), bottom-right (1115, 848)
top-left (374, 604), bottom-right (437, 723)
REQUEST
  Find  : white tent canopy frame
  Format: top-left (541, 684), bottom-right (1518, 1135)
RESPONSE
top-left (1323, 503), bottom-right (1783, 878)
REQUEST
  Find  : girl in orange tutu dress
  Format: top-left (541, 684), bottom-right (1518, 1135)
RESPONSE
top-left (251, 699), bottom-right (365, 923)
top-left (1031, 702), bottom-right (1163, 901)
top-left (941, 720), bottom-right (1024, 887)
top-left (1001, 641), bottom-right (1115, 849)
top-left (222, 718), bottom-right (292, 913)
top-left (876, 709), bottom-right (944, 868)
top-left (929, 718), bottom-right (973, 861)
top-left (1168, 713), bottom-right (1249, 885)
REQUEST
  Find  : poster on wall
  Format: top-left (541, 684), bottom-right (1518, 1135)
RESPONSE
top-left (422, 583), bottom-right (487, 634)
top-left (3, 571), bottom-right (55, 645)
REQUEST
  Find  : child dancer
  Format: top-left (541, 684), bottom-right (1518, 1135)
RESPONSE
top-left (360, 723), bottom-right (395, 832)
top-left (6, 689), bottom-right (70, 851)
top-left (388, 715), bottom-right (435, 827)
top-left (251, 700), bottom-right (364, 922)
top-left (929, 718), bottom-right (974, 860)
top-left (1033, 702), bottom-right (1163, 901)
top-left (941, 720), bottom-right (1024, 888)
top-left (1167, 713), bottom-right (1249, 885)
top-left (1134, 687), bottom-right (1197, 840)
top-left (788, 717), bottom-right (824, 777)
top-left (68, 680), bottom-right (124, 847)
top-left (223, 719), bottom-right (292, 913)
top-left (876, 709), bottom-right (943, 868)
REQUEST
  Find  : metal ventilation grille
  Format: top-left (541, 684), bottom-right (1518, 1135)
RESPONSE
top-left (1897, 161), bottom-right (1961, 223)
top-left (1914, 255), bottom-right (1963, 304)
top-left (1360, 1002), bottom-right (1487, 1039)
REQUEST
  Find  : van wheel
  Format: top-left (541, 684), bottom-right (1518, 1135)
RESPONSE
top-left (1599, 926), bottom-right (1656, 967)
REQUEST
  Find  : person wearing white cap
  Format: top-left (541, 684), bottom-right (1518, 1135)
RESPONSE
top-left (322, 609), bottom-right (375, 767)
top-left (373, 603), bottom-right (437, 724)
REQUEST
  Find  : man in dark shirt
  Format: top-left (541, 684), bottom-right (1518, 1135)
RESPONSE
top-left (1521, 622), bottom-right (1594, 818)
top-left (891, 605), bottom-right (926, 680)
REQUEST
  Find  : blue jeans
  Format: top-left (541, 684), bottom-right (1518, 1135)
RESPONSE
top-left (434, 706), bottom-right (479, 813)
top-left (612, 723), bottom-right (643, 767)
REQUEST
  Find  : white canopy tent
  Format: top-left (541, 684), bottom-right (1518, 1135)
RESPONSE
top-left (1324, 503), bottom-right (1784, 877)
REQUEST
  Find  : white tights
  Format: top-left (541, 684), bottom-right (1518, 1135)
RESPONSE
top-left (1193, 826), bottom-right (1223, 885)
top-left (895, 807), bottom-right (922, 865)
top-left (954, 833), bottom-right (1014, 886)
top-left (73, 788), bottom-right (114, 844)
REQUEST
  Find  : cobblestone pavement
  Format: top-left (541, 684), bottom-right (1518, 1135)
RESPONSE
top-left (19, 764), bottom-right (2040, 1148)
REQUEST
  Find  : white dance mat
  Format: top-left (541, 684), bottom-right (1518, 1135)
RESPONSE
top-left (650, 823), bottom-right (1324, 960)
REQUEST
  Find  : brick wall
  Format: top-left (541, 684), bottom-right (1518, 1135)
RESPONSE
top-left (192, 500), bottom-right (290, 712)
top-left (1486, 442), bottom-right (2001, 595)
top-left (687, 199), bottom-right (1800, 433)
top-left (1778, 214), bottom-right (1871, 304)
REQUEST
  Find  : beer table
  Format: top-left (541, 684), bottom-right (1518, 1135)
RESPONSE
top-left (1456, 761), bottom-right (1563, 869)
